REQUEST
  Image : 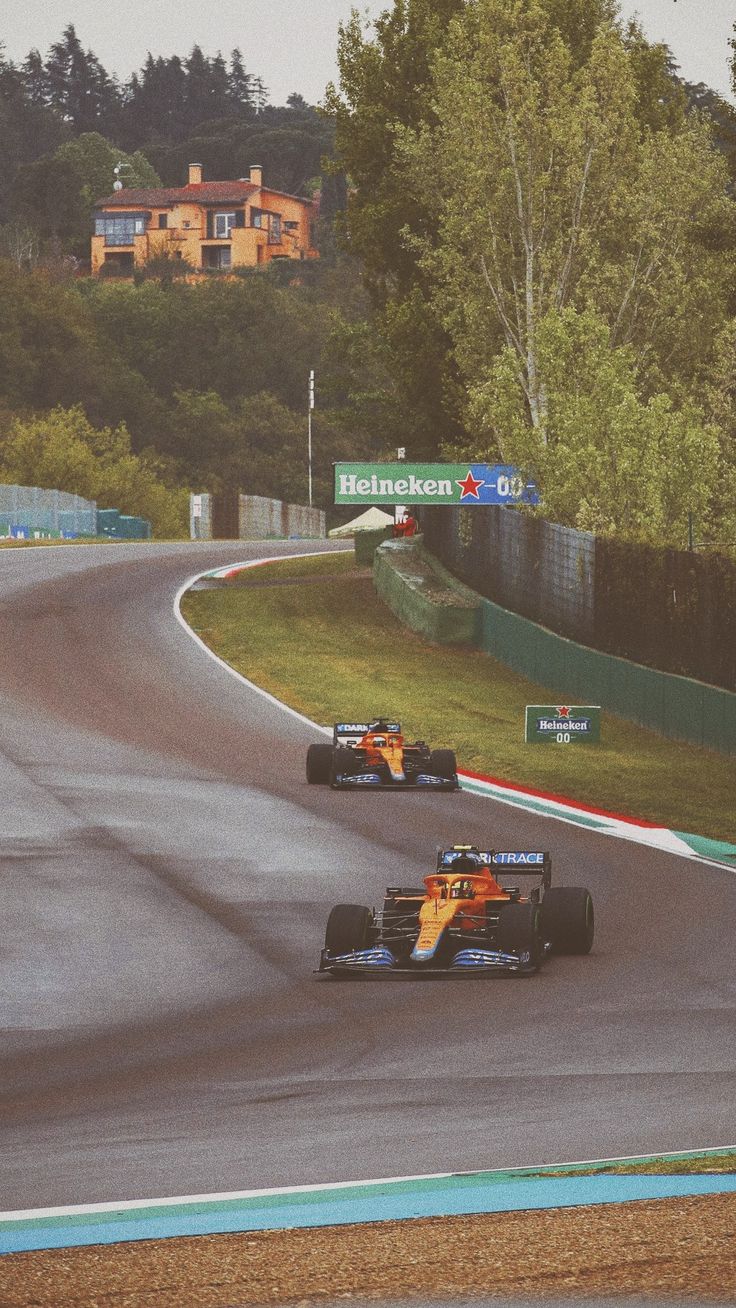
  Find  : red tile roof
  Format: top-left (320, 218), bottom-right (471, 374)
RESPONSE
top-left (95, 181), bottom-right (258, 208)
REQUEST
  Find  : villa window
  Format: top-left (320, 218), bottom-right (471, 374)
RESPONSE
top-left (95, 212), bottom-right (147, 245)
top-left (214, 211), bottom-right (236, 239)
top-left (251, 208), bottom-right (282, 244)
top-left (202, 245), bottom-right (231, 269)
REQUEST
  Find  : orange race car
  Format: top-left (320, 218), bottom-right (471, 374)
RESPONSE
top-left (306, 719), bottom-right (458, 790)
top-left (318, 845), bottom-right (594, 975)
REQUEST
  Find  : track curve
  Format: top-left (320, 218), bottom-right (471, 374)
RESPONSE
top-left (0, 541), bottom-right (734, 1210)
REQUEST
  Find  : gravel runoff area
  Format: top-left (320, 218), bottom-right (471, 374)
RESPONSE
top-left (1, 1193), bottom-right (734, 1307)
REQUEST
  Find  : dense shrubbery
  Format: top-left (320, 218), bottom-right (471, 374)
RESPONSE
top-left (0, 406), bottom-right (188, 536)
top-left (2, 10), bottom-right (736, 546)
top-left (329, 0), bottom-right (736, 549)
top-left (0, 257), bottom-right (407, 529)
top-left (0, 30), bottom-right (338, 260)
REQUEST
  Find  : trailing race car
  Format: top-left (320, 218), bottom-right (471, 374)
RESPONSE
top-left (306, 719), bottom-right (458, 790)
top-left (318, 845), bottom-right (594, 975)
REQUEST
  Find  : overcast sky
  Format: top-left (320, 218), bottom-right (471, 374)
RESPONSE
top-left (1, 0), bottom-right (733, 106)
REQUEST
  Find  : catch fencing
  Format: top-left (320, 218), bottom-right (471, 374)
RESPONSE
top-left (0, 484), bottom-right (97, 538)
top-left (0, 484), bottom-right (151, 540)
top-left (190, 493), bottom-right (325, 540)
top-left (420, 506), bottom-right (735, 692)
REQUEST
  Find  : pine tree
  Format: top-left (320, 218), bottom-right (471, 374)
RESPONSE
top-left (21, 49), bottom-right (48, 107)
top-left (42, 25), bottom-right (118, 132)
top-left (250, 76), bottom-right (269, 113)
top-left (210, 52), bottom-right (230, 118)
top-left (228, 49), bottom-right (255, 114)
top-left (184, 45), bottom-right (211, 128)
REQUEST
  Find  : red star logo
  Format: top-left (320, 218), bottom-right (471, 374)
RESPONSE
top-left (557, 706), bottom-right (571, 717)
top-left (456, 469), bottom-right (485, 499)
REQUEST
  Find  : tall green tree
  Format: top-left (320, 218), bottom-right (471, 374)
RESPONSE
top-left (55, 133), bottom-right (159, 205)
top-left (325, 0), bottom-right (466, 454)
top-left (462, 306), bottom-right (719, 542)
top-left (44, 25), bottom-right (118, 133)
top-left (13, 133), bottom-right (159, 252)
top-left (0, 43), bottom-right (67, 223)
top-left (391, 0), bottom-right (734, 542)
top-left (0, 406), bottom-right (187, 536)
top-left (228, 49), bottom-right (255, 114)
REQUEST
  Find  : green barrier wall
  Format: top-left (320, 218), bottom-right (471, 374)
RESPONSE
top-left (354, 527), bottom-right (393, 565)
top-left (375, 540), bottom-right (736, 756)
top-left (476, 599), bottom-right (736, 755)
top-left (374, 539), bottom-right (479, 645)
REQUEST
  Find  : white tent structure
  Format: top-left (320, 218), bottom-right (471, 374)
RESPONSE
top-left (328, 507), bottom-right (394, 538)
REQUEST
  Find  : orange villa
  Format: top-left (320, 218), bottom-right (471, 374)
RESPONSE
top-left (91, 163), bottom-right (318, 275)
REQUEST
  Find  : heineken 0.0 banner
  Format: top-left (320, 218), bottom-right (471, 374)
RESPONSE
top-left (334, 463), bottom-right (539, 505)
top-left (525, 706), bottom-right (601, 745)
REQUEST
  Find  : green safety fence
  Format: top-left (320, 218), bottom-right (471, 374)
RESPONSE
top-left (374, 540), bottom-right (736, 756)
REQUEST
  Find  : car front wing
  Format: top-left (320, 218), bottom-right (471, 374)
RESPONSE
top-left (330, 770), bottom-right (458, 790)
top-left (317, 945), bottom-right (535, 974)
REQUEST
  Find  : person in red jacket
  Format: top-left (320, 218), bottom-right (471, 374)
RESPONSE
top-left (393, 511), bottom-right (417, 538)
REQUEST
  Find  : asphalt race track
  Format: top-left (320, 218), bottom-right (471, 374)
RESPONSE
top-left (0, 541), bottom-right (734, 1211)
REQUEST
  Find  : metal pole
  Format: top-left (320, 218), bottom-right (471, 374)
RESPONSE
top-left (308, 369), bottom-right (314, 509)
top-left (395, 446), bottom-right (406, 525)
top-left (687, 511), bottom-right (694, 551)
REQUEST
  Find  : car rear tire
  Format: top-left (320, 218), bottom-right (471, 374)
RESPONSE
top-left (324, 904), bottom-right (373, 954)
top-left (541, 886), bottom-right (594, 954)
top-left (428, 748), bottom-right (457, 781)
top-left (497, 901), bottom-right (542, 971)
top-left (330, 745), bottom-right (355, 784)
top-left (306, 743), bottom-right (333, 784)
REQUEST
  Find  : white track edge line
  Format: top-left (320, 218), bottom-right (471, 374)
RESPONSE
top-left (3, 1144), bottom-right (734, 1223)
top-left (0, 553), bottom-right (728, 1227)
top-left (173, 551), bottom-right (351, 736)
top-left (460, 779), bottom-right (735, 873)
top-left (29, 553), bottom-right (697, 1225)
top-left (174, 555), bottom-right (735, 874)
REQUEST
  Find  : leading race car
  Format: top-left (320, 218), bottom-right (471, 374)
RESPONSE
top-left (318, 845), bottom-right (594, 975)
top-left (306, 719), bottom-right (459, 790)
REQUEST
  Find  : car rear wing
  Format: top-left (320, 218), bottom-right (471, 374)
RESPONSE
top-left (333, 720), bottom-right (401, 746)
top-left (492, 852), bottom-right (552, 888)
top-left (436, 847), bottom-right (552, 887)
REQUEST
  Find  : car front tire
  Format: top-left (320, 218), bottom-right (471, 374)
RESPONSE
top-left (324, 904), bottom-right (373, 954)
top-left (330, 745), bottom-right (355, 785)
top-left (428, 748), bottom-right (458, 781)
top-left (497, 901), bottom-right (543, 972)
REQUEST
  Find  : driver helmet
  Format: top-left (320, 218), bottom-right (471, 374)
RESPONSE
top-left (371, 735), bottom-right (387, 747)
top-left (451, 852), bottom-right (481, 873)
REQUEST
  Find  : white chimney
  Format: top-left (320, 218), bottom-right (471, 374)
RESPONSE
top-left (188, 163), bottom-right (203, 185)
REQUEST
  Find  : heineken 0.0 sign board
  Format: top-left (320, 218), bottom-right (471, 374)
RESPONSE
top-left (525, 705), bottom-right (601, 744)
top-left (334, 462), bottom-right (539, 505)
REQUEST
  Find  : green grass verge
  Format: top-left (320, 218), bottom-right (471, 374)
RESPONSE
top-left (0, 537), bottom-right (188, 548)
top-left (0, 536), bottom-right (105, 548)
top-left (528, 1151), bottom-right (736, 1177)
top-left (181, 552), bottom-right (736, 843)
top-left (0, 536), bottom-right (141, 548)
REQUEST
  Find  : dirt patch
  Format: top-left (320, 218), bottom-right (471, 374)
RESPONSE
top-left (1, 1193), bottom-right (734, 1306)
